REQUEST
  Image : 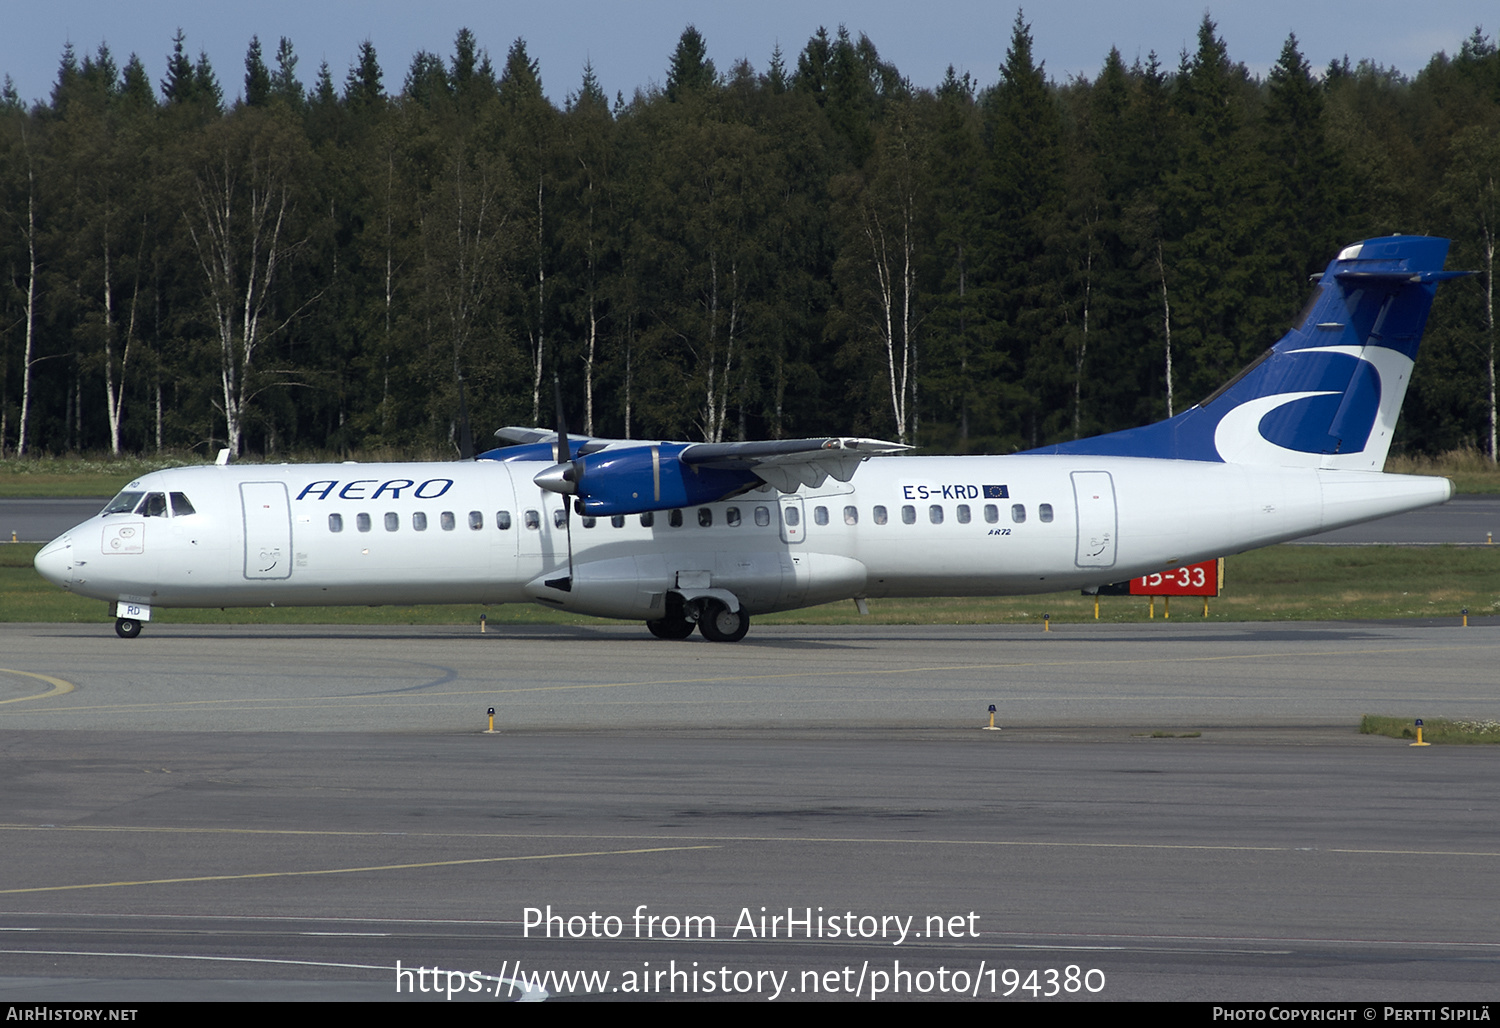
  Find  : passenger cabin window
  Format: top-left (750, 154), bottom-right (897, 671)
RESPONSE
top-left (669, 509), bottom-right (683, 528)
top-left (611, 515), bottom-right (625, 528)
top-left (441, 511), bottom-right (456, 531)
top-left (902, 505), bottom-right (916, 525)
top-left (1039, 503), bottom-right (1054, 523)
top-left (356, 513), bottom-right (372, 533)
top-left (496, 511), bottom-right (512, 530)
top-left (328, 513), bottom-right (344, 533)
top-left (929, 504), bottom-right (944, 525)
top-left (525, 510), bottom-right (540, 530)
top-left (169, 493), bottom-right (196, 516)
top-left (873, 505), bottom-right (888, 525)
top-left (783, 506), bottom-right (800, 527)
top-left (1012, 504), bottom-right (1027, 524)
top-left (385, 512), bottom-right (400, 531)
top-left (552, 509), bottom-right (567, 529)
top-left (471, 511), bottom-right (485, 531)
top-left (814, 506), bottom-right (829, 526)
top-left (844, 506), bottom-right (858, 525)
top-left (582, 516), bottom-right (596, 528)
top-left (754, 506), bottom-right (770, 527)
top-left (698, 507), bottom-right (712, 527)
top-left (956, 504), bottom-right (971, 524)
top-left (412, 512), bottom-right (427, 531)
top-left (640, 512), bottom-right (655, 528)
top-left (726, 507), bottom-right (741, 527)
top-left (984, 504), bottom-right (999, 524)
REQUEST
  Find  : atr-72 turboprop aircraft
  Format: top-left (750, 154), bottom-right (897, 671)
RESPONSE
top-left (35, 236), bottom-right (1465, 641)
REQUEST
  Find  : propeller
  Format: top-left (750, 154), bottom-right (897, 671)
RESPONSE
top-left (542, 374), bottom-right (575, 592)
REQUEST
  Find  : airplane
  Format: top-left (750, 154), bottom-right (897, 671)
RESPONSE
top-left (34, 235), bottom-right (1466, 641)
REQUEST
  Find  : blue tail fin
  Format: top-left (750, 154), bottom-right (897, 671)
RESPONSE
top-left (1034, 236), bottom-right (1465, 469)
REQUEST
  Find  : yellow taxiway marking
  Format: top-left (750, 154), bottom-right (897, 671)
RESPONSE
top-left (1, 823), bottom-right (1495, 861)
top-left (0, 844), bottom-right (717, 896)
top-left (0, 668), bottom-right (75, 704)
top-left (0, 645), bottom-right (1481, 717)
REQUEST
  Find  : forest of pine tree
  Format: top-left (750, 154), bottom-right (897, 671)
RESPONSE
top-left (1, 16), bottom-right (1496, 461)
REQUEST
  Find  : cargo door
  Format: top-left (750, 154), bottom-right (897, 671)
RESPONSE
top-left (1071, 471), bottom-right (1117, 569)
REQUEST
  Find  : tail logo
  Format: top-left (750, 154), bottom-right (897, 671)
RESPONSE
top-left (1211, 345), bottom-right (1412, 466)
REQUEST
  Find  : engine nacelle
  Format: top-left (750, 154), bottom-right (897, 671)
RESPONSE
top-left (542, 444), bottom-right (762, 516)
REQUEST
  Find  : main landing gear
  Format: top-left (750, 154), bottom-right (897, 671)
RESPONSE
top-left (697, 601), bottom-right (749, 642)
top-left (645, 595), bottom-right (750, 642)
top-left (646, 616), bottom-right (695, 640)
top-left (115, 617), bottom-right (142, 639)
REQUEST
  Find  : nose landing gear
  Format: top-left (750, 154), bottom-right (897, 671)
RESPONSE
top-left (115, 617), bottom-right (142, 639)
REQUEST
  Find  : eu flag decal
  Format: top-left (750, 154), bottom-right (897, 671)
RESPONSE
top-left (983, 485), bottom-right (1009, 499)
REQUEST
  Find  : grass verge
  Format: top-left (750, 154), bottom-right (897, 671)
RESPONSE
top-left (1359, 715), bottom-right (1500, 744)
top-left (1385, 447), bottom-right (1500, 494)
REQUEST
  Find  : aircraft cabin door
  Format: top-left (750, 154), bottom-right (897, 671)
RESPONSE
top-left (1071, 471), bottom-right (1117, 569)
top-left (241, 481), bottom-right (292, 580)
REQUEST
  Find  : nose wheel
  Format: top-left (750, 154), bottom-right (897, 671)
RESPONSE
top-left (115, 617), bottom-right (142, 639)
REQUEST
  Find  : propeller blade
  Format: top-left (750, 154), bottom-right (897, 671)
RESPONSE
top-left (550, 373), bottom-right (575, 590)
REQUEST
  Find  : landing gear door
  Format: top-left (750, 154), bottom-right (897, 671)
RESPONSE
top-left (779, 496), bottom-right (805, 544)
top-left (241, 481), bottom-right (292, 580)
top-left (1071, 470), bottom-right (1117, 569)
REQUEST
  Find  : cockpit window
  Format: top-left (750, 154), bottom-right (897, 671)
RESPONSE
top-left (102, 491), bottom-right (144, 515)
top-left (136, 492), bottom-right (168, 517)
top-left (169, 492), bottom-right (196, 516)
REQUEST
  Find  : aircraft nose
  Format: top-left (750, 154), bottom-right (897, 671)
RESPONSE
top-left (33, 535), bottom-right (73, 588)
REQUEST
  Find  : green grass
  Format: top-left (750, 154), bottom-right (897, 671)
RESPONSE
top-left (0, 456), bottom-right (201, 498)
top-left (1359, 715), bottom-right (1500, 744)
top-left (0, 449), bottom-right (454, 498)
top-left (1385, 447), bottom-right (1500, 494)
top-left (5, 541), bottom-right (1497, 627)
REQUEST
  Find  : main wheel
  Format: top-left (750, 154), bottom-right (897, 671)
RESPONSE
top-left (698, 602), bottom-right (749, 642)
top-left (115, 617), bottom-right (142, 639)
top-left (646, 617), bottom-right (695, 640)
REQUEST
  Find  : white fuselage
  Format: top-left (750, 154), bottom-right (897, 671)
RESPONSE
top-left (33, 455), bottom-right (1452, 621)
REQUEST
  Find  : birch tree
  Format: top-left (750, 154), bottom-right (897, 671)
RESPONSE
top-left (836, 101), bottom-right (925, 444)
top-left (185, 109), bottom-right (309, 455)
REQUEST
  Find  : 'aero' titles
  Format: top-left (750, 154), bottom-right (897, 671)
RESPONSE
top-left (296, 479), bottom-right (455, 502)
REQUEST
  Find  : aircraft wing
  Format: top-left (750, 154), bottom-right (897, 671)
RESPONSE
top-left (493, 427), bottom-right (559, 446)
top-left (680, 437), bottom-right (910, 491)
top-left (492, 427), bottom-right (908, 505)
